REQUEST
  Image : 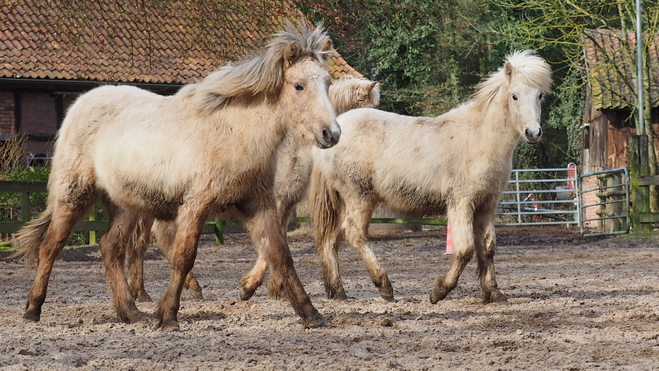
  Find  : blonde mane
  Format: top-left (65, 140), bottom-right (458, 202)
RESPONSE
top-left (473, 50), bottom-right (553, 109)
top-left (179, 22), bottom-right (332, 113)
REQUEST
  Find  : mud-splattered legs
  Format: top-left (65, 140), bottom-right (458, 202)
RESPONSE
top-left (98, 201), bottom-right (145, 323)
top-left (23, 203), bottom-right (93, 322)
top-left (155, 204), bottom-right (207, 331)
top-left (151, 220), bottom-right (203, 299)
top-left (127, 217), bottom-right (154, 302)
top-left (341, 201), bottom-right (393, 301)
top-left (430, 207), bottom-right (474, 304)
top-left (474, 204), bottom-right (507, 304)
top-left (246, 204), bottom-right (323, 328)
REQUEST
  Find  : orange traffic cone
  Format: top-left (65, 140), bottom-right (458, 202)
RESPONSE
top-left (444, 222), bottom-right (454, 255)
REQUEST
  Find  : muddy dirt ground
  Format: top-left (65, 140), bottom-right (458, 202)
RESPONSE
top-left (1, 226), bottom-right (658, 370)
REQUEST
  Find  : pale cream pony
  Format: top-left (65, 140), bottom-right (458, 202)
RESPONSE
top-left (126, 76), bottom-right (380, 302)
top-left (309, 50), bottom-right (552, 303)
top-left (13, 23), bottom-right (340, 330)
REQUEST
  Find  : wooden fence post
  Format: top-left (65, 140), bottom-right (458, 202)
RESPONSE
top-left (629, 135), bottom-right (651, 232)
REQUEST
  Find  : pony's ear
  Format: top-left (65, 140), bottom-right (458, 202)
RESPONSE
top-left (321, 39), bottom-right (333, 52)
top-left (368, 81), bottom-right (378, 92)
top-left (284, 41), bottom-right (301, 66)
top-left (320, 39), bottom-right (333, 61)
top-left (504, 61), bottom-right (514, 81)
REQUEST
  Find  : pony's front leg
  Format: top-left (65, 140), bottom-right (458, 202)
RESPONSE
top-left (246, 208), bottom-right (324, 328)
top-left (127, 216), bottom-right (154, 302)
top-left (474, 208), bottom-right (508, 304)
top-left (152, 220), bottom-right (203, 299)
top-left (98, 205), bottom-right (146, 323)
top-left (430, 210), bottom-right (475, 304)
top-left (155, 207), bottom-right (206, 331)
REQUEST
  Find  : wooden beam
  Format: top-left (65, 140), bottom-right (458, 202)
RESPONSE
top-left (638, 175), bottom-right (659, 186)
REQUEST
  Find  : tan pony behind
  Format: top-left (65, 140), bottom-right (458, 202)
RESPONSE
top-left (12, 23), bottom-right (340, 331)
top-left (310, 50), bottom-right (552, 303)
top-left (125, 76), bottom-right (380, 302)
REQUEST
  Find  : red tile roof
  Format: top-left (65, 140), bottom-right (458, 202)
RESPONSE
top-left (584, 29), bottom-right (659, 110)
top-left (0, 0), bottom-right (360, 85)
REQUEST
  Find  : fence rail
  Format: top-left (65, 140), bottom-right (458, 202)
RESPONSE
top-left (0, 167), bottom-right (591, 246)
top-left (579, 167), bottom-right (630, 237)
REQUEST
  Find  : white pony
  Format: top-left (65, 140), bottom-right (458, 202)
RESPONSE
top-left (13, 23), bottom-right (339, 330)
top-left (309, 50), bottom-right (552, 303)
top-left (125, 76), bottom-right (380, 302)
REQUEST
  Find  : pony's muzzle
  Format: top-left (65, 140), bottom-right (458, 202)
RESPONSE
top-left (317, 126), bottom-right (341, 149)
top-left (524, 127), bottom-right (542, 144)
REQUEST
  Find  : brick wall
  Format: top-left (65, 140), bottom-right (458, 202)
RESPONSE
top-left (0, 91), bottom-right (15, 135)
top-left (21, 92), bottom-right (58, 136)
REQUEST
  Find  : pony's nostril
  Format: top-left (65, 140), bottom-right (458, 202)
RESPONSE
top-left (537, 127), bottom-right (543, 138)
top-left (322, 128), bottom-right (332, 143)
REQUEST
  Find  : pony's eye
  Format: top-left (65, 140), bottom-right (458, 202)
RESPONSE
top-left (294, 83), bottom-right (304, 91)
top-left (512, 93), bottom-right (518, 101)
top-left (539, 92), bottom-right (544, 100)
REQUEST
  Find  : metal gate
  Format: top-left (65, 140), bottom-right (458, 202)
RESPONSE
top-left (495, 167), bottom-right (580, 227)
top-left (578, 167), bottom-right (630, 236)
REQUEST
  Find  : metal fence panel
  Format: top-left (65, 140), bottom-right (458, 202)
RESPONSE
top-left (495, 166), bottom-right (580, 227)
top-left (578, 167), bottom-right (630, 236)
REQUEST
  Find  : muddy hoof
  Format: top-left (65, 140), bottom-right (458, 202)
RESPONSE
top-left (23, 310), bottom-right (41, 322)
top-left (137, 293), bottom-right (153, 303)
top-left (267, 290), bottom-right (285, 301)
top-left (186, 288), bottom-right (204, 300)
top-left (483, 292), bottom-right (509, 305)
top-left (303, 314), bottom-right (326, 329)
top-left (239, 287), bottom-right (256, 301)
top-left (158, 319), bottom-right (181, 332)
top-left (380, 294), bottom-right (395, 302)
top-left (429, 287), bottom-right (449, 304)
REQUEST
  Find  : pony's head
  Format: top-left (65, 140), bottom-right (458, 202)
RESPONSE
top-left (185, 22), bottom-right (340, 149)
top-left (329, 76), bottom-right (380, 115)
top-left (475, 50), bottom-right (552, 144)
top-left (274, 23), bottom-right (341, 148)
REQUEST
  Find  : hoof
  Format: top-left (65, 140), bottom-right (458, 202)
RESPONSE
top-left (158, 319), bottom-right (181, 332)
top-left (239, 287), bottom-right (256, 301)
top-left (23, 310), bottom-right (41, 323)
top-left (303, 314), bottom-right (326, 329)
top-left (137, 293), bottom-right (153, 303)
top-left (267, 290), bottom-right (285, 301)
top-left (380, 294), bottom-right (395, 302)
top-left (186, 288), bottom-right (204, 300)
top-left (483, 291), bottom-right (509, 305)
top-left (119, 309), bottom-right (149, 324)
top-left (326, 290), bottom-right (348, 301)
top-left (429, 287), bottom-right (449, 304)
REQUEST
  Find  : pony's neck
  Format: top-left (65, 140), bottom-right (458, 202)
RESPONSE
top-left (479, 95), bottom-right (520, 163)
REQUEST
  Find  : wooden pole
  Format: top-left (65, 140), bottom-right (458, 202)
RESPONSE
top-left (629, 135), bottom-right (651, 232)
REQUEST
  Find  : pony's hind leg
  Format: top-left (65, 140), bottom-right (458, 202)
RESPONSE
top-left (98, 200), bottom-right (146, 323)
top-left (342, 201), bottom-right (393, 301)
top-left (22, 203), bottom-right (93, 322)
top-left (474, 207), bottom-right (508, 304)
top-left (238, 255), bottom-right (269, 300)
top-left (126, 216), bottom-right (154, 302)
top-left (430, 209), bottom-right (475, 304)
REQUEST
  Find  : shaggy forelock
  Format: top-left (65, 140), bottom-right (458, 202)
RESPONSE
top-left (473, 50), bottom-right (553, 108)
top-left (180, 21), bottom-right (331, 114)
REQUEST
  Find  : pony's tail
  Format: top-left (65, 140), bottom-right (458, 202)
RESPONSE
top-left (11, 208), bottom-right (53, 268)
top-left (308, 165), bottom-right (343, 249)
